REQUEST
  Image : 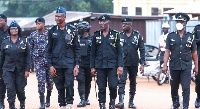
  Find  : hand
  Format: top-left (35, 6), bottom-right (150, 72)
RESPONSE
top-left (193, 66), bottom-right (198, 76)
top-left (117, 66), bottom-right (123, 76)
top-left (162, 65), bottom-right (168, 74)
top-left (49, 66), bottom-right (57, 77)
top-left (91, 68), bottom-right (96, 75)
top-left (140, 65), bottom-right (144, 74)
top-left (25, 71), bottom-right (29, 79)
top-left (73, 65), bottom-right (79, 76)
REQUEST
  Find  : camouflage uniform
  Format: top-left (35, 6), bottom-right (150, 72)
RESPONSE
top-left (29, 30), bottom-right (54, 93)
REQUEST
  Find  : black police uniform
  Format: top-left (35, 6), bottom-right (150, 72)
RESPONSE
top-left (0, 27), bottom-right (8, 107)
top-left (76, 35), bottom-right (92, 103)
top-left (47, 24), bottom-right (80, 106)
top-left (193, 24), bottom-right (200, 106)
top-left (1, 36), bottom-right (31, 105)
top-left (166, 31), bottom-right (196, 108)
top-left (90, 28), bottom-right (124, 104)
top-left (118, 29), bottom-right (145, 95)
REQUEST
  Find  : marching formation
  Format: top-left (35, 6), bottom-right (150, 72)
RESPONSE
top-left (0, 6), bottom-right (199, 109)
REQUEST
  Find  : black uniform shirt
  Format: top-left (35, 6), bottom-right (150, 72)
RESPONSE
top-left (47, 24), bottom-right (81, 68)
top-left (1, 36), bottom-right (31, 72)
top-left (79, 35), bottom-right (92, 66)
top-left (166, 31), bottom-right (196, 70)
top-left (0, 28), bottom-right (8, 48)
top-left (193, 24), bottom-right (200, 61)
top-left (120, 29), bottom-right (145, 66)
top-left (90, 28), bottom-right (124, 68)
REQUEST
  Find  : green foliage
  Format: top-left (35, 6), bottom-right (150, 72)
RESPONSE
top-left (2, 0), bottom-right (113, 17)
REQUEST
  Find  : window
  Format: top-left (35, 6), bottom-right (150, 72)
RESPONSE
top-left (163, 8), bottom-right (173, 12)
top-left (136, 7), bottom-right (142, 15)
top-left (122, 7), bottom-right (128, 15)
top-left (151, 8), bottom-right (158, 15)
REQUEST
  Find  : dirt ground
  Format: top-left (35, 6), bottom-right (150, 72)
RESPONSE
top-left (3, 73), bottom-right (197, 109)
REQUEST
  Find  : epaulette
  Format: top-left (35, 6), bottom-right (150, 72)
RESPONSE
top-left (168, 31), bottom-right (176, 35)
top-left (48, 25), bottom-right (55, 30)
top-left (94, 30), bottom-right (100, 34)
top-left (132, 29), bottom-right (139, 34)
top-left (187, 31), bottom-right (193, 35)
top-left (3, 36), bottom-right (10, 41)
top-left (112, 29), bottom-right (119, 33)
top-left (69, 24), bottom-right (76, 29)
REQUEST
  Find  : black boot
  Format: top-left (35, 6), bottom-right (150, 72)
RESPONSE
top-left (109, 99), bottom-right (115, 109)
top-left (39, 93), bottom-right (45, 109)
top-left (0, 100), bottom-right (4, 109)
top-left (20, 101), bottom-right (25, 109)
top-left (195, 98), bottom-right (200, 108)
top-left (45, 91), bottom-right (51, 107)
top-left (77, 94), bottom-right (86, 107)
top-left (129, 95), bottom-right (136, 108)
top-left (115, 94), bottom-right (124, 109)
top-left (99, 103), bottom-right (106, 109)
top-left (85, 93), bottom-right (90, 105)
top-left (9, 102), bottom-right (17, 109)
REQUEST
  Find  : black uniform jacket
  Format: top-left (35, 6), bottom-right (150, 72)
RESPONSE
top-left (90, 28), bottom-right (124, 68)
top-left (79, 35), bottom-right (92, 67)
top-left (1, 36), bottom-right (31, 72)
top-left (120, 29), bottom-right (145, 66)
top-left (166, 31), bottom-right (196, 70)
top-left (193, 24), bottom-right (200, 61)
top-left (47, 24), bottom-right (81, 68)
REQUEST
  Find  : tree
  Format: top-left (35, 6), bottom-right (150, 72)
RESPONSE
top-left (2, 0), bottom-right (113, 17)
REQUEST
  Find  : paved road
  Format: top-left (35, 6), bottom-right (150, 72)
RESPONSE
top-left (3, 73), bottom-right (197, 109)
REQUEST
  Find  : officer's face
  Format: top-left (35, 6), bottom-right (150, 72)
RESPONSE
top-left (122, 22), bottom-right (132, 31)
top-left (0, 18), bottom-right (6, 28)
top-left (176, 20), bottom-right (187, 27)
top-left (55, 13), bottom-right (66, 24)
top-left (36, 22), bottom-right (45, 30)
top-left (99, 20), bottom-right (110, 30)
top-left (162, 28), bottom-right (169, 34)
top-left (10, 27), bottom-right (18, 36)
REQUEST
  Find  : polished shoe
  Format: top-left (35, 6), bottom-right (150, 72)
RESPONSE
top-left (85, 99), bottom-right (90, 105)
top-left (109, 99), bottom-right (115, 109)
top-left (129, 95), bottom-right (136, 108)
top-left (115, 94), bottom-right (124, 109)
top-left (20, 101), bottom-right (25, 109)
top-left (99, 103), bottom-right (106, 109)
top-left (39, 93), bottom-right (45, 109)
top-left (77, 94), bottom-right (86, 107)
top-left (45, 91), bottom-right (51, 107)
top-left (195, 98), bottom-right (200, 108)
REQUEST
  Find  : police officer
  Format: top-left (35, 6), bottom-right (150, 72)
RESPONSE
top-left (157, 23), bottom-right (170, 84)
top-left (162, 13), bottom-right (198, 109)
top-left (0, 20), bottom-right (31, 109)
top-left (76, 21), bottom-right (92, 107)
top-left (115, 18), bottom-right (145, 109)
top-left (29, 17), bottom-right (54, 109)
top-left (0, 14), bottom-right (8, 109)
top-left (193, 22), bottom-right (200, 108)
top-left (46, 7), bottom-right (80, 109)
top-left (90, 14), bottom-right (123, 109)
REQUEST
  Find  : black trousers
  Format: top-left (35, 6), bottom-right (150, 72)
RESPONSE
top-left (118, 66), bottom-right (138, 95)
top-left (53, 68), bottom-right (74, 106)
top-left (96, 68), bottom-right (118, 103)
top-left (195, 62), bottom-right (200, 98)
top-left (170, 69), bottom-right (191, 108)
top-left (3, 68), bottom-right (27, 104)
top-left (76, 66), bottom-right (92, 99)
top-left (0, 77), bottom-right (6, 102)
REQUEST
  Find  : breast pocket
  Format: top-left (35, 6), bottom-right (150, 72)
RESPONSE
top-left (170, 41), bottom-right (175, 50)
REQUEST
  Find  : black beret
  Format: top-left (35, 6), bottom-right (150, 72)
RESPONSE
top-left (35, 17), bottom-right (45, 23)
top-left (98, 14), bottom-right (110, 21)
top-left (175, 12), bottom-right (190, 22)
top-left (122, 18), bottom-right (133, 22)
top-left (0, 14), bottom-right (7, 19)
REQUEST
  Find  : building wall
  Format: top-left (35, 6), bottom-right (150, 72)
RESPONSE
top-left (113, 0), bottom-right (200, 16)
